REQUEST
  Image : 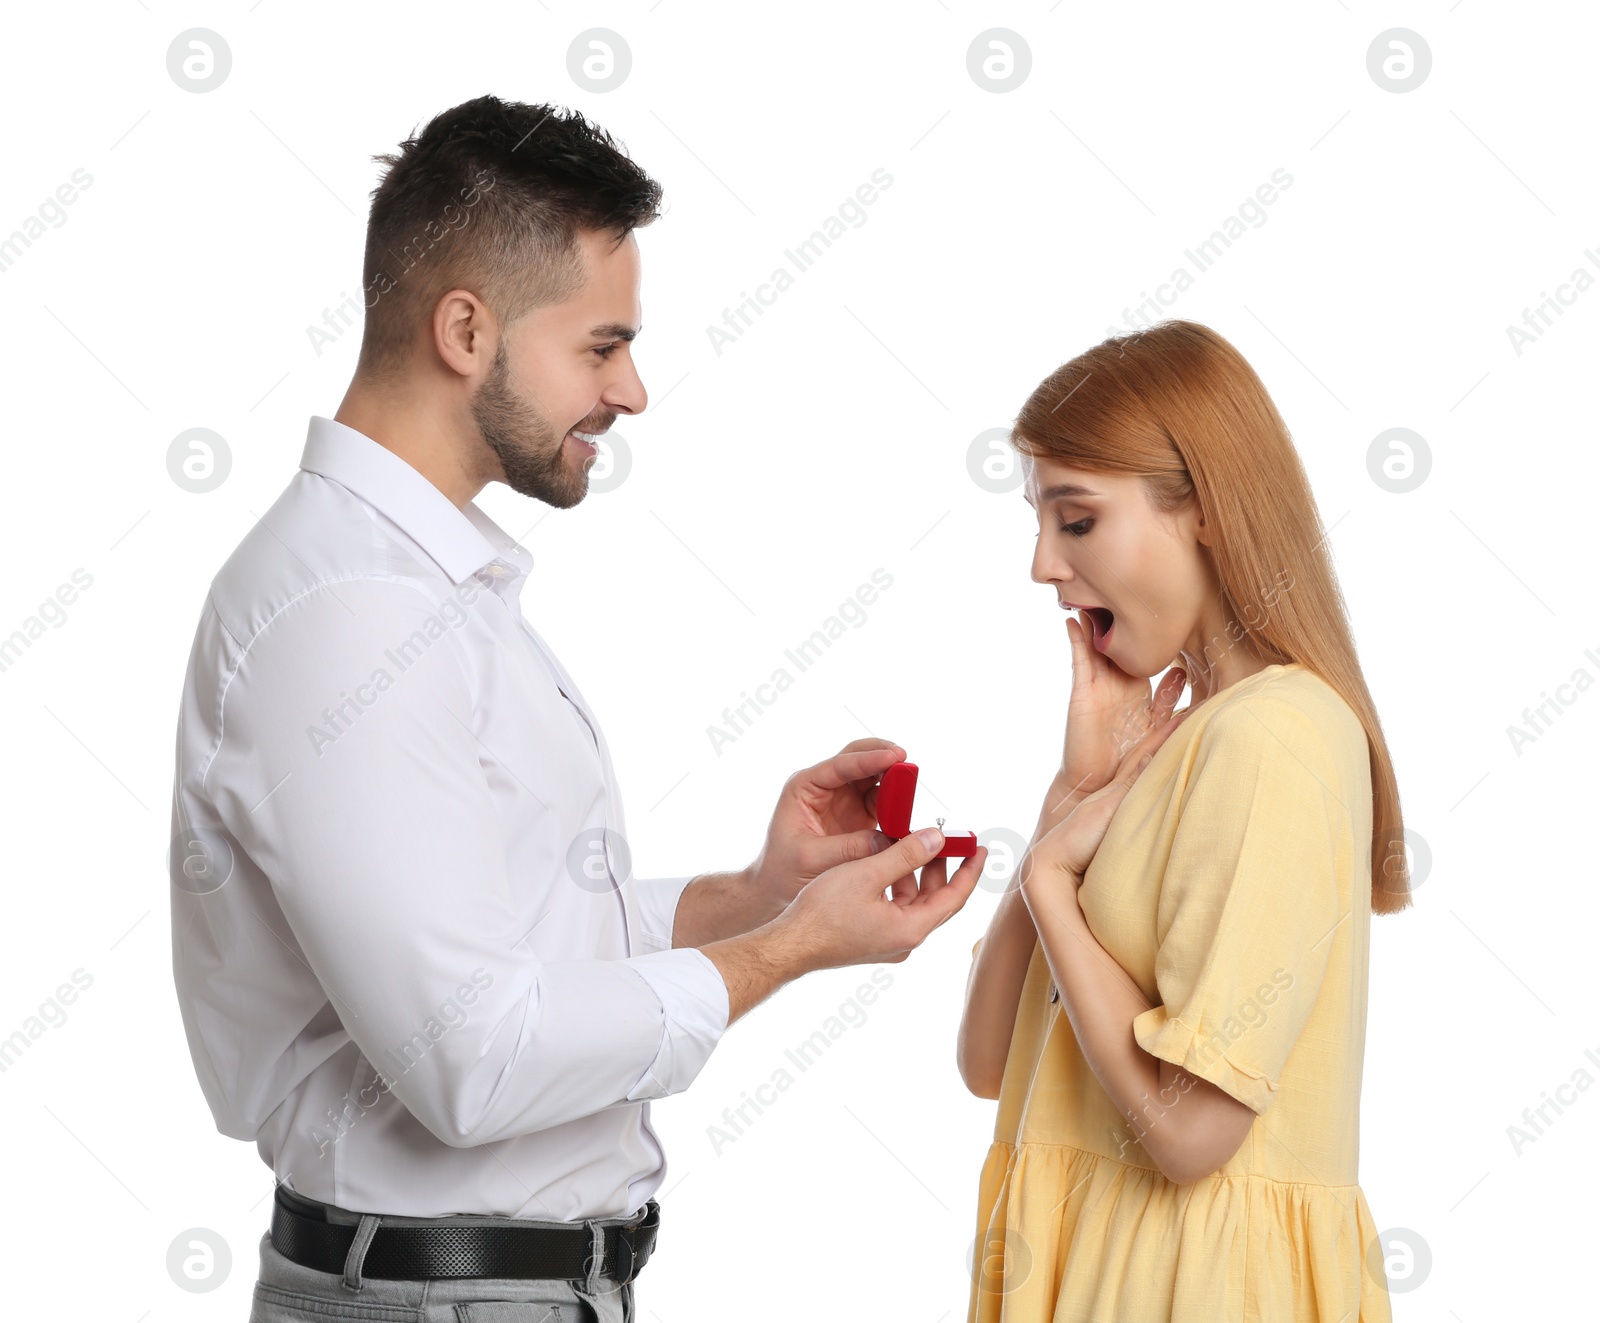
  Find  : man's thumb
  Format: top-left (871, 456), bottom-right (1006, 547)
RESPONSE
top-left (857, 827), bottom-right (944, 887)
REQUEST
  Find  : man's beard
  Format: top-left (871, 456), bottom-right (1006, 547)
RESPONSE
top-left (470, 343), bottom-right (609, 509)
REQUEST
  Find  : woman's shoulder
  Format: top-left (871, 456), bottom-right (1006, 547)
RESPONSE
top-left (1187, 662), bottom-right (1367, 771)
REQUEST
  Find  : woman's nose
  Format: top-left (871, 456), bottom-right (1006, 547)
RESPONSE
top-left (1030, 540), bottom-right (1067, 587)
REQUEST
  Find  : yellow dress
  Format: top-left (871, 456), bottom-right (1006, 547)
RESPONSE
top-left (968, 662), bottom-right (1392, 1323)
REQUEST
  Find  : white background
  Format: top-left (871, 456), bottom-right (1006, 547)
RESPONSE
top-left (1, 1), bottom-right (1595, 1319)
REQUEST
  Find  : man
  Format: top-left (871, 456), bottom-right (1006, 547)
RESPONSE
top-left (169, 95), bottom-right (985, 1321)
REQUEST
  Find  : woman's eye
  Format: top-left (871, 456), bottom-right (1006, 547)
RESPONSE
top-left (1059, 518), bottom-right (1093, 537)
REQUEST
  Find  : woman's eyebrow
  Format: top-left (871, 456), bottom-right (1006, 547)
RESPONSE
top-left (1037, 483), bottom-right (1102, 501)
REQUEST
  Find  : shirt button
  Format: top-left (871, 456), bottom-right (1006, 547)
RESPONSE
top-left (1048, 982), bottom-right (1059, 1003)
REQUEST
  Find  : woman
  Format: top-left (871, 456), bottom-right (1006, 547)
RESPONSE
top-left (958, 320), bottom-right (1407, 1322)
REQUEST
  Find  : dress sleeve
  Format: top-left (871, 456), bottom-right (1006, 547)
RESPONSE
top-left (1130, 695), bottom-right (1349, 1116)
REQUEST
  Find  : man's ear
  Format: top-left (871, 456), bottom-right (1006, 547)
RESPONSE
top-left (433, 288), bottom-right (497, 381)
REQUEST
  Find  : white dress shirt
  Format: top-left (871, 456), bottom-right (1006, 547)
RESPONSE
top-left (169, 415), bottom-right (730, 1221)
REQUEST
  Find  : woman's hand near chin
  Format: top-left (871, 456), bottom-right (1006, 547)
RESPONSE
top-left (1028, 698), bottom-right (1189, 894)
top-left (1046, 612), bottom-right (1187, 823)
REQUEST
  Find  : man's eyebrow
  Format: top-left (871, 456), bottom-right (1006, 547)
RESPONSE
top-left (589, 323), bottom-right (639, 342)
top-left (1025, 483), bottom-right (1102, 506)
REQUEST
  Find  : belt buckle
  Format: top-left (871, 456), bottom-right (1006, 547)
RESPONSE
top-left (611, 1230), bottom-right (638, 1286)
top-left (611, 1200), bottom-right (658, 1286)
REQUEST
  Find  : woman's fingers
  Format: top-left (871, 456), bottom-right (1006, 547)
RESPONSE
top-left (1128, 667), bottom-right (1187, 756)
top-left (1069, 610), bottom-right (1117, 682)
top-left (1065, 612), bottom-right (1089, 677)
top-left (1152, 665), bottom-right (1187, 721)
top-left (1031, 785), bottom-right (1119, 880)
top-left (1115, 702), bottom-right (1185, 781)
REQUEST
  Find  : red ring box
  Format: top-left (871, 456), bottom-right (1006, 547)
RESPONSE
top-left (876, 761), bottom-right (977, 858)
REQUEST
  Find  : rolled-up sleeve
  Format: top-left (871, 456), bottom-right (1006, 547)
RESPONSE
top-left (624, 949), bottom-right (728, 1099)
top-left (206, 578), bottom-right (728, 1148)
top-left (631, 874), bottom-right (696, 953)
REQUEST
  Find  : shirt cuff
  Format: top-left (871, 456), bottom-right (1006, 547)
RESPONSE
top-left (632, 874), bottom-right (697, 954)
top-left (622, 947), bottom-right (731, 1102)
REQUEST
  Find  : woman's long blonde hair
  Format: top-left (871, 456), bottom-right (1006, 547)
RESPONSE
top-left (1012, 320), bottom-right (1410, 915)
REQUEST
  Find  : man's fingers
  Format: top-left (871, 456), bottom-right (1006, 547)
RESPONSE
top-left (889, 868), bottom-right (919, 906)
top-left (834, 737), bottom-right (905, 760)
top-left (911, 846), bottom-right (986, 927)
top-left (814, 827), bottom-right (889, 870)
top-left (795, 745), bottom-right (905, 795)
top-left (848, 827), bottom-right (945, 893)
top-left (889, 839), bottom-right (952, 906)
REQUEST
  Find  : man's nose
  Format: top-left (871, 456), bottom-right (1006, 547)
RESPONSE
top-left (605, 359), bottom-right (647, 416)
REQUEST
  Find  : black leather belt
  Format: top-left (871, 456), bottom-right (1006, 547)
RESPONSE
top-left (271, 1187), bottom-right (660, 1285)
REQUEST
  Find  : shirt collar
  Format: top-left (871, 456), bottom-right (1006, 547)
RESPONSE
top-left (299, 415), bottom-right (532, 590)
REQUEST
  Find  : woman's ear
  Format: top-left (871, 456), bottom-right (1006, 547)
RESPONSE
top-left (1176, 496), bottom-right (1211, 549)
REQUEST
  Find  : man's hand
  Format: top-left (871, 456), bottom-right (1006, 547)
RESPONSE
top-left (770, 826), bottom-right (987, 972)
top-left (704, 826), bottom-right (988, 1022)
top-left (745, 738), bottom-right (908, 916)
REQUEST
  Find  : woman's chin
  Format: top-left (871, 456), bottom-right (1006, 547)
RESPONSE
top-left (1096, 632), bottom-right (1139, 674)
top-left (1107, 643), bottom-right (1168, 683)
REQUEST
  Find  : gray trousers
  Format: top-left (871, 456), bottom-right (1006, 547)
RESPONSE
top-left (249, 1194), bottom-right (639, 1323)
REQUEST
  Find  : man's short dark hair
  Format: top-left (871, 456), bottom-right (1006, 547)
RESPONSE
top-left (356, 95), bottom-right (663, 381)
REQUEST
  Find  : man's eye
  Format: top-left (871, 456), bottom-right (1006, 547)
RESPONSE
top-left (1059, 518), bottom-right (1093, 537)
top-left (593, 344), bottom-right (617, 358)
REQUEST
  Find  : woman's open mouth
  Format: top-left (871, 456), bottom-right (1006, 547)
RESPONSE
top-left (1066, 603), bottom-right (1116, 652)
